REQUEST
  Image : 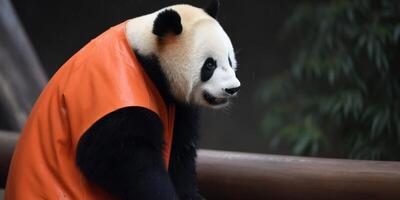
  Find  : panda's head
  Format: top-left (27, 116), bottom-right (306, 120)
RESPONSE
top-left (126, 0), bottom-right (240, 108)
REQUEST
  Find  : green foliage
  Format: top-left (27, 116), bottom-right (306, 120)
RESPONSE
top-left (260, 0), bottom-right (400, 160)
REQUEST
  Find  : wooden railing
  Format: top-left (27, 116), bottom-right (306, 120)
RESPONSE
top-left (197, 150), bottom-right (400, 200)
top-left (0, 131), bottom-right (18, 188)
top-left (1, 133), bottom-right (400, 199)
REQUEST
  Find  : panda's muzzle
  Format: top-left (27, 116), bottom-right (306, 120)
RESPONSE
top-left (203, 91), bottom-right (228, 105)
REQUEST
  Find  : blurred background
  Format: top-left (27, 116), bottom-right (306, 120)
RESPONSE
top-left (1, 0), bottom-right (399, 165)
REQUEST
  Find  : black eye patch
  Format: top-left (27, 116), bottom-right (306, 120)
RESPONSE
top-left (201, 58), bottom-right (217, 82)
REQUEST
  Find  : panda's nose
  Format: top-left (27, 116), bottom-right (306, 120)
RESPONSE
top-left (225, 86), bottom-right (240, 95)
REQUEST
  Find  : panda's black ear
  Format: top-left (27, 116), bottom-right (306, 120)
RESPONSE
top-left (204, 0), bottom-right (220, 19)
top-left (153, 9), bottom-right (182, 37)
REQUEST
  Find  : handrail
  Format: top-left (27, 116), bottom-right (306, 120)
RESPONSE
top-left (197, 150), bottom-right (400, 200)
top-left (1, 134), bottom-right (400, 199)
top-left (0, 131), bottom-right (18, 188)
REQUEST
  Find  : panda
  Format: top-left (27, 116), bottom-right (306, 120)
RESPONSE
top-left (4, 0), bottom-right (240, 200)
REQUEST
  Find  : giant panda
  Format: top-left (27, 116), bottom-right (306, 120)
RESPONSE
top-left (5, 0), bottom-right (240, 200)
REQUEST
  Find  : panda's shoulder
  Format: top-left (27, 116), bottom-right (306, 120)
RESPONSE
top-left (86, 107), bottom-right (164, 137)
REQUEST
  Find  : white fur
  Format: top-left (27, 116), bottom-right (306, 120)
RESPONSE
top-left (125, 4), bottom-right (240, 108)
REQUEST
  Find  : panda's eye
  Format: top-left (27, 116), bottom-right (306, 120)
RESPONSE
top-left (201, 58), bottom-right (217, 82)
top-left (204, 58), bottom-right (216, 71)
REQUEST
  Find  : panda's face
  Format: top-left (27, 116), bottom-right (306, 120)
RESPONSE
top-left (189, 21), bottom-right (240, 108)
top-left (126, 2), bottom-right (240, 108)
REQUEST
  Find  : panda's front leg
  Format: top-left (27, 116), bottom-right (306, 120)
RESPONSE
top-left (169, 103), bottom-right (205, 200)
top-left (76, 107), bottom-right (178, 200)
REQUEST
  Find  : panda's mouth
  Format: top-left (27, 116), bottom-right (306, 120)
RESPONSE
top-left (203, 91), bottom-right (228, 105)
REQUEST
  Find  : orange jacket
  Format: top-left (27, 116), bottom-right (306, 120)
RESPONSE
top-left (5, 22), bottom-right (175, 200)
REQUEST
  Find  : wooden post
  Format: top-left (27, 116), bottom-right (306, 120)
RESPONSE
top-left (0, 0), bottom-right (46, 131)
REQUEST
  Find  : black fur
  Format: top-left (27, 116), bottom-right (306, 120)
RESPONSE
top-left (133, 52), bottom-right (203, 199)
top-left (134, 50), bottom-right (174, 103)
top-left (169, 103), bottom-right (203, 200)
top-left (76, 51), bottom-right (203, 199)
top-left (201, 57), bottom-right (217, 82)
top-left (204, 0), bottom-right (220, 19)
top-left (76, 107), bottom-right (177, 200)
top-left (153, 9), bottom-right (182, 37)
